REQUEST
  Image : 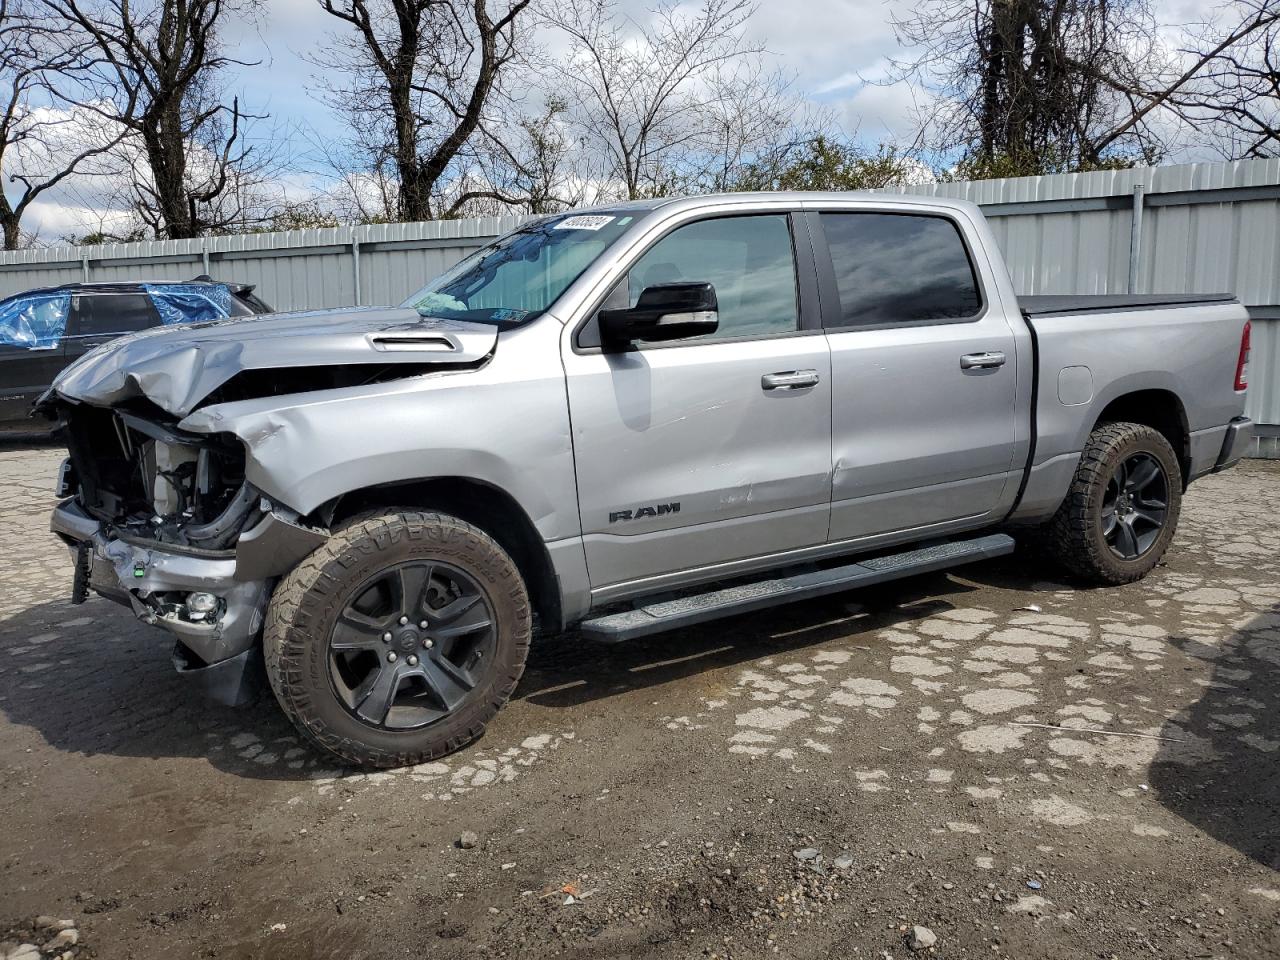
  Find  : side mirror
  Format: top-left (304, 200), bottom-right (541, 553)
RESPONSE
top-left (598, 282), bottom-right (718, 345)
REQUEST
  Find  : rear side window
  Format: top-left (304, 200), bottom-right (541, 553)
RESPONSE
top-left (144, 283), bottom-right (235, 325)
top-left (820, 213), bottom-right (981, 326)
top-left (75, 293), bottom-right (161, 335)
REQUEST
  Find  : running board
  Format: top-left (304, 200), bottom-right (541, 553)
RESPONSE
top-left (577, 533), bottom-right (1015, 642)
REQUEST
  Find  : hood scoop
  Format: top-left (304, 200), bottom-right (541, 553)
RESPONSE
top-left (367, 332), bottom-right (458, 352)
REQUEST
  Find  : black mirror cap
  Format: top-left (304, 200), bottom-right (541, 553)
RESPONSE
top-left (599, 282), bottom-right (719, 345)
top-left (634, 281), bottom-right (717, 314)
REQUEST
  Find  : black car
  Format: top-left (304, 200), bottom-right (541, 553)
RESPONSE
top-left (0, 277), bottom-right (272, 433)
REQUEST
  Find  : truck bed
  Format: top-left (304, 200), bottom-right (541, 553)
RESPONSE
top-left (1012, 290), bottom-right (1249, 524)
top-left (1019, 293), bottom-right (1237, 317)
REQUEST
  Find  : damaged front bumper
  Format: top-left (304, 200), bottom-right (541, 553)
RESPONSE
top-left (51, 495), bottom-right (326, 706)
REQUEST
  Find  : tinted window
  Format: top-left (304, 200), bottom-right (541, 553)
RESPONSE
top-left (75, 293), bottom-right (161, 335)
top-left (232, 290), bottom-right (273, 315)
top-left (625, 214), bottom-right (798, 341)
top-left (821, 213), bottom-right (981, 325)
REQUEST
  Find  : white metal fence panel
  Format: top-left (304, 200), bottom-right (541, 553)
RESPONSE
top-left (982, 208), bottom-right (1134, 295)
top-left (1245, 311), bottom-right (1280, 428)
top-left (0, 216), bottom-right (529, 308)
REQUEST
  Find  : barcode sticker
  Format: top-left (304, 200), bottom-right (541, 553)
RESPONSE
top-left (554, 215), bottom-right (615, 231)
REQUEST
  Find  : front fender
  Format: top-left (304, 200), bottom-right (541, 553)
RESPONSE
top-left (179, 322), bottom-right (581, 542)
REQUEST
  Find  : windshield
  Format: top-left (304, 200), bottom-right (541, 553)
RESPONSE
top-left (401, 212), bottom-right (641, 324)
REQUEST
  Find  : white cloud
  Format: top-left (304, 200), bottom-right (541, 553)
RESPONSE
top-left (841, 77), bottom-right (934, 145)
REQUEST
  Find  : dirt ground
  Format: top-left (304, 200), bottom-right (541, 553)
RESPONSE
top-left (1, 443), bottom-right (1277, 960)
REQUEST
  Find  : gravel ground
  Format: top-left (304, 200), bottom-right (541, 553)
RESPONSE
top-left (1, 443), bottom-right (1278, 960)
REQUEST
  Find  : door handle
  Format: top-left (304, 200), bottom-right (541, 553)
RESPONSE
top-left (762, 369), bottom-right (820, 391)
top-left (960, 351), bottom-right (1007, 369)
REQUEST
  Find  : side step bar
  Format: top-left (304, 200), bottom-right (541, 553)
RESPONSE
top-left (577, 533), bottom-right (1015, 642)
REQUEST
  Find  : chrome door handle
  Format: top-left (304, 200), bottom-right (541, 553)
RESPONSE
top-left (960, 351), bottom-right (1007, 369)
top-left (762, 369), bottom-right (820, 391)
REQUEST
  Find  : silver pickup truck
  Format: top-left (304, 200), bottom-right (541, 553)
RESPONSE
top-left (38, 193), bottom-right (1254, 768)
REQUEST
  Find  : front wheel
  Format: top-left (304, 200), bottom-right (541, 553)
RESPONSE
top-left (263, 510), bottom-right (531, 768)
top-left (1043, 421), bottom-right (1183, 585)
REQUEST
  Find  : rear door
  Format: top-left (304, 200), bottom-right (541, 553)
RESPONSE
top-left (63, 289), bottom-right (164, 363)
top-left (563, 210), bottom-right (832, 594)
top-left (811, 208), bottom-right (1021, 543)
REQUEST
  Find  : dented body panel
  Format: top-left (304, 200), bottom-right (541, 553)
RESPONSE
top-left (53, 306), bottom-right (498, 416)
top-left (177, 319), bottom-right (579, 536)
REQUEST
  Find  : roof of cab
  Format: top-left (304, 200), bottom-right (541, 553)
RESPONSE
top-left (560, 190), bottom-right (980, 218)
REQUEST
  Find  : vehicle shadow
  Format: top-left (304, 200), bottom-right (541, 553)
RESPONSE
top-left (0, 596), bottom-right (309, 781)
top-left (1149, 602), bottom-right (1280, 871)
top-left (0, 568), bottom-right (989, 779)
top-left (516, 567), bottom-right (988, 709)
top-left (963, 550), bottom-right (1280, 870)
top-left (0, 432), bottom-right (60, 450)
top-left (2, 548), bottom-right (1123, 787)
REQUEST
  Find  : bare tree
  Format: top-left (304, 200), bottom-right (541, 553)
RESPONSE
top-left (890, 0), bottom-right (1280, 176)
top-left (461, 95), bottom-right (604, 214)
top-left (1095, 0), bottom-right (1280, 160)
top-left (689, 60), bottom-right (817, 194)
top-left (0, 0), bottom-right (126, 248)
top-left (312, 0), bottom-right (534, 222)
top-left (40, 0), bottom-right (279, 239)
top-left (890, 0), bottom-right (1170, 174)
top-left (1188, 4), bottom-right (1280, 158)
top-left (546, 0), bottom-right (785, 199)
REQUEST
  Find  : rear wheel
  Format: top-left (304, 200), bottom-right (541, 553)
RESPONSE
top-left (1044, 421), bottom-right (1182, 585)
top-left (264, 510), bottom-right (531, 768)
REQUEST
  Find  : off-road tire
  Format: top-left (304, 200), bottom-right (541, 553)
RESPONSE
top-left (263, 510), bottom-right (531, 768)
top-left (1044, 421), bottom-right (1182, 585)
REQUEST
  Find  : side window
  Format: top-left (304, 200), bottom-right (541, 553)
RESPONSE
top-left (624, 214), bottom-right (799, 342)
top-left (144, 283), bottom-right (235, 325)
top-left (820, 213), bottom-right (981, 326)
top-left (75, 293), bottom-right (161, 335)
top-left (0, 293), bottom-right (71, 349)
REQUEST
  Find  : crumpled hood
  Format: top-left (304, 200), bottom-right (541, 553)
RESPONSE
top-left (51, 305), bottom-right (499, 417)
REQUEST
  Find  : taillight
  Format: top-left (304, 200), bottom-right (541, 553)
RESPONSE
top-left (1235, 320), bottom-right (1251, 391)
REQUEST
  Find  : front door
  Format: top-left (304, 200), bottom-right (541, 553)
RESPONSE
top-left (563, 212), bottom-right (832, 593)
top-left (812, 210), bottom-right (1020, 542)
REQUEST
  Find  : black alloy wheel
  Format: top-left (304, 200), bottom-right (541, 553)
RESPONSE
top-left (1100, 452), bottom-right (1169, 560)
top-left (329, 560), bottom-right (498, 729)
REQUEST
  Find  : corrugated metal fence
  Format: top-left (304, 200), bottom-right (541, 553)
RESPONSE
top-left (0, 216), bottom-right (529, 313)
top-left (2, 159), bottom-right (1277, 453)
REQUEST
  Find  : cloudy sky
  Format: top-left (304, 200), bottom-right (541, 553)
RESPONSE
top-left (220, 0), bottom-right (949, 150)
top-left (13, 0), bottom-right (1232, 242)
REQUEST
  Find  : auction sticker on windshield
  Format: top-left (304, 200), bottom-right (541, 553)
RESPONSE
top-left (554, 215), bottom-right (615, 231)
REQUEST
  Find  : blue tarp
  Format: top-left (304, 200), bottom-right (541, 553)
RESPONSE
top-left (0, 293), bottom-right (71, 349)
top-left (144, 283), bottom-right (234, 325)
